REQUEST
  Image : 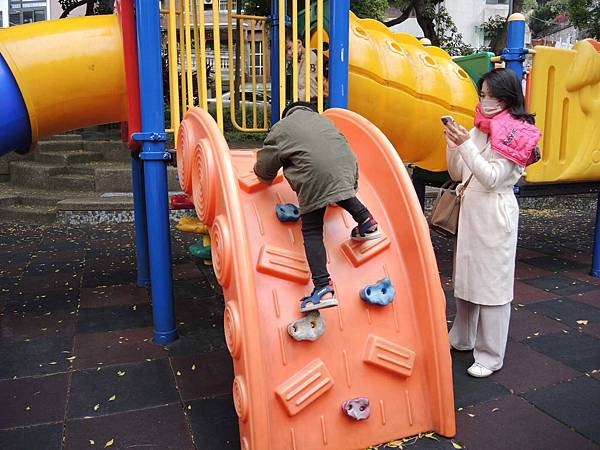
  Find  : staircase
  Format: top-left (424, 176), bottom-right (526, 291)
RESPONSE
top-left (0, 134), bottom-right (180, 223)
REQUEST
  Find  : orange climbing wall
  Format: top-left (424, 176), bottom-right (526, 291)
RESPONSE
top-left (177, 107), bottom-right (455, 449)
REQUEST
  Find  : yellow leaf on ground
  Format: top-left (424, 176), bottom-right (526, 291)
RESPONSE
top-left (467, 413), bottom-right (475, 417)
top-left (492, 408), bottom-right (499, 412)
top-left (191, 364), bottom-right (196, 371)
top-left (452, 441), bottom-right (463, 449)
top-left (117, 371), bottom-right (126, 377)
top-left (104, 439), bottom-right (114, 447)
top-left (576, 320), bottom-right (589, 325)
top-left (90, 440), bottom-right (95, 445)
top-left (108, 395), bottom-right (116, 401)
top-left (94, 404), bottom-right (100, 411)
top-left (67, 356), bottom-right (77, 361)
top-left (177, 371), bottom-right (182, 376)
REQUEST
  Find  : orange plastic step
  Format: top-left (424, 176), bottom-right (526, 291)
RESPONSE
top-left (177, 107), bottom-right (455, 449)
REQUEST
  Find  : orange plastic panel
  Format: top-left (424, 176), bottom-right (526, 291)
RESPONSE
top-left (178, 107), bottom-right (455, 449)
top-left (275, 359), bottom-right (335, 416)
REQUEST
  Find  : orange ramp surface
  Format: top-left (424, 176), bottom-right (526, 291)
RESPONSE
top-left (178, 107), bottom-right (455, 449)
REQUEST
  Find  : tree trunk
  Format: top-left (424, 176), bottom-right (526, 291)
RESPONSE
top-left (85, 0), bottom-right (95, 15)
top-left (413, 0), bottom-right (440, 45)
top-left (491, 0), bottom-right (524, 55)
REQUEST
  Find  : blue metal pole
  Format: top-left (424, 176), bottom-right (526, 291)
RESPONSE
top-left (131, 154), bottom-right (150, 287)
top-left (134, 0), bottom-right (177, 344)
top-left (270, 0), bottom-right (281, 125)
top-left (591, 193), bottom-right (600, 277)
top-left (503, 13), bottom-right (527, 81)
top-left (329, 0), bottom-right (350, 109)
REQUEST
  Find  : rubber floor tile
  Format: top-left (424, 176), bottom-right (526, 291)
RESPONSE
top-left (513, 280), bottom-right (560, 305)
top-left (526, 331), bottom-right (600, 373)
top-left (0, 309), bottom-right (76, 343)
top-left (0, 423), bottom-right (63, 450)
top-left (564, 269), bottom-right (600, 286)
top-left (516, 247), bottom-right (546, 259)
top-left (71, 327), bottom-right (168, 370)
top-left (174, 278), bottom-right (218, 301)
top-left (509, 307), bottom-right (570, 342)
top-left (451, 351), bottom-right (510, 408)
top-left (522, 255), bottom-right (589, 272)
top-left (185, 396), bottom-right (240, 450)
top-left (0, 374), bottom-right (68, 429)
top-left (527, 298), bottom-right (600, 328)
top-left (567, 289), bottom-right (600, 308)
top-left (523, 376), bottom-right (600, 444)
top-left (82, 269), bottom-right (137, 288)
top-left (5, 287), bottom-right (80, 315)
top-left (67, 359), bottom-right (178, 419)
top-left (17, 272), bottom-right (81, 294)
top-left (173, 261), bottom-right (204, 281)
top-left (0, 335), bottom-right (73, 379)
top-left (33, 250), bottom-right (85, 264)
top-left (170, 350), bottom-right (234, 401)
top-left (456, 395), bottom-right (599, 450)
top-left (75, 303), bottom-right (152, 334)
top-left (522, 275), bottom-right (597, 296)
top-left (79, 284), bottom-right (149, 308)
top-left (514, 261), bottom-right (555, 280)
top-left (64, 404), bottom-right (194, 450)
top-left (493, 341), bottom-right (580, 393)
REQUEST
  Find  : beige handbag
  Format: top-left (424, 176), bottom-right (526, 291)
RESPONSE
top-left (429, 174), bottom-right (473, 238)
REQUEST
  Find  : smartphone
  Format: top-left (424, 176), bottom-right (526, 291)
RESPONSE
top-left (441, 115), bottom-right (455, 126)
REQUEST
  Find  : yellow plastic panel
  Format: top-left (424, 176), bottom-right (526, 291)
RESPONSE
top-left (526, 40), bottom-right (600, 182)
top-left (0, 15), bottom-right (127, 146)
top-left (347, 13), bottom-right (478, 172)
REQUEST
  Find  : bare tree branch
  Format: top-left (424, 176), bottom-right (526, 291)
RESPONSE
top-left (59, 0), bottom-right (90, 18)
top-left (384, 4), bottom-right (415, 28)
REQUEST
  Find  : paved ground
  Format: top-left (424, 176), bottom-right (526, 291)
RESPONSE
top-left (0, 195), bottom-right (599, 450)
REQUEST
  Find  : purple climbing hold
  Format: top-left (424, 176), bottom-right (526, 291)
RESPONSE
top-left (360, 277), bottom-right (395, 306)
top-left (342, 397), bottom-right (370, 420)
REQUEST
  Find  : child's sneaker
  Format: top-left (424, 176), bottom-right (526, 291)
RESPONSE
top-left (300, 283), bottom-right (338, 313)
top-left (351, 217), bottom-right (382, 241)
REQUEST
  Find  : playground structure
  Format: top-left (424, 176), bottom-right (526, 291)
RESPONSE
top-left (0, 0), bottom-right (600, 447)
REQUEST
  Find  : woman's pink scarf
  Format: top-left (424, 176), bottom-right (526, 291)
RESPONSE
top-left (474, 104), bottom-right (542, 167)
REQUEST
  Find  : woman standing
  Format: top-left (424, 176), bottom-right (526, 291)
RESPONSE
top-left (443, 69), bottom-right (541, 378)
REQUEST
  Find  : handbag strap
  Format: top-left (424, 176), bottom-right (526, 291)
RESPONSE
top-left (458, 174), bottom-right (474, 197)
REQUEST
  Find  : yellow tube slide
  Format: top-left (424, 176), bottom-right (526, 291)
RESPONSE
top-left (347, 13), bottom-right (478, 171)
top-left (0, 15), bottom-right (127, 147)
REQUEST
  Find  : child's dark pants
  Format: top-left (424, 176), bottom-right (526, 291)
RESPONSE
top-left (301, 196), bottom-right (372, 290)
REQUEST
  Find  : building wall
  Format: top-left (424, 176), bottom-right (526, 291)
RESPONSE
top-left (0, 0), bottom-right (8, 28)
top-left (49, 0), bottom-right (86, 19)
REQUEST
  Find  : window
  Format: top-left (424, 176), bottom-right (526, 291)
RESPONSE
top-left (485, 0), bottom-right (509, 4)
top-left (219, 0), bottom-right (237, 11)
top-left (9, 0), bottom-right (46, 26)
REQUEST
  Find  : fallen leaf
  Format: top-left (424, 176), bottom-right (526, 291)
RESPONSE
top-left (576, 320), bottom-right (588, 325)
top-left (191, 364), bottom-right (196, 371)
top-left (117, 370), bottom-right (126, 377)
top-left (49, 361), bottom-right (58, 365)
top-left (94, 404), bottom-right (100, 411)
top-left (104, 439), bottom-right (114, 448)
top-left (423, 432), bottom-right (438, 441)
top-left (67, 356), bottom-right (77, 361)
top-left (467, 413), bottom-right (475, 417)
top-left (451, 441), bottom-right (463, 449)
top-left (90, 440), bottom-right (95, 445)
top-left (177, 371), bottom-right (182, 376)
top-left (533, 332), bottom-right (540, 336)
top-left (492, 408), bottom-right (499, 412)
top-left (187, 404), bottom-right (192, 410)
top-left (132, 305), bottom-right (137, 311)
top-left (108, 395), bottom-right (116, 401)
top-left (25, 406), bottom-right (31, 411)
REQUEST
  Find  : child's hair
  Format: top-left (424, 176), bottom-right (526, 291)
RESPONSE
top-left (285, 27), bottom-right (297, 44)
top-left (282, 101), bottom-right (318, 118)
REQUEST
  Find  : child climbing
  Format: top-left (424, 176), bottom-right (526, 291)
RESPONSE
top-left (254, 101), bottom-right (381, 313)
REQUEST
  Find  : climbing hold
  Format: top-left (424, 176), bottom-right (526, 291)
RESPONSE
top-left (342, 397), bottom-right (370, 420)
top-left (189, 234), bottom-right (211, 260)
top-left (287, 311), bottom-right (325, 341)
top-left (171, 194), bottom-right (194, 210)
top-left (360, 277), bottom-right (395, 306)
top-left (176, 216), bottom-right (208, 234)
top-left (275, 203), bottom-right (300, 223)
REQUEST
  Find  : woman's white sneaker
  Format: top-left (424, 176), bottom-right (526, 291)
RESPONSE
top-left (467, 362), bottom-right (494, 378)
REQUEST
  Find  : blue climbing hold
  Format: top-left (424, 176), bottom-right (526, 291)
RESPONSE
top-left (276, 203), bottom-right (300, 222)
top-left (360, 278), bottom-right (395, 306)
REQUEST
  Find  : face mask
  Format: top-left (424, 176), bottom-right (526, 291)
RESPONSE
top-left (480, 97), bottom-right (504, 117)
